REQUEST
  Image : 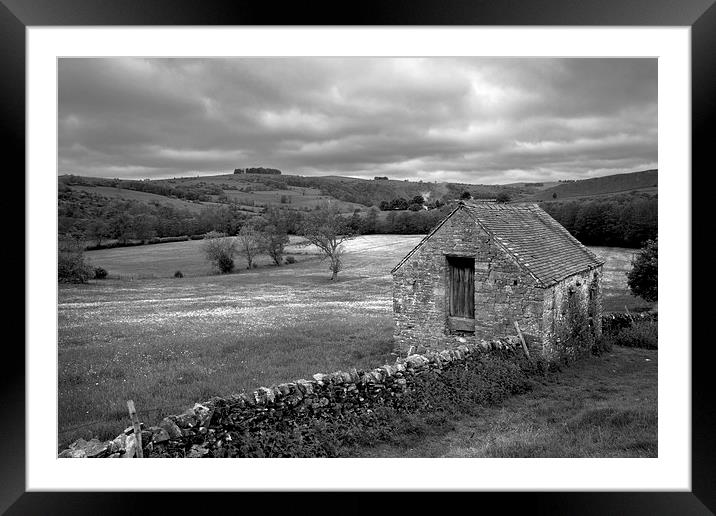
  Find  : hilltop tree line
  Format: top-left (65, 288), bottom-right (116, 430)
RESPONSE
top-left (233, 167), bottom-right (282, 175)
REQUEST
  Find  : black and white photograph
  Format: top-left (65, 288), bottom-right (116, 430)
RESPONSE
top-left (55, 56), bottom-right (659, 460)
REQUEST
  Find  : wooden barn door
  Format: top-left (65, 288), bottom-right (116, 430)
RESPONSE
top-left (447, 256), bottom-right (475, 331)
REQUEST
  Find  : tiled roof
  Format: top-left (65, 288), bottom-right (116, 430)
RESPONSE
top-left (392, 201), bottom-right (604, 287)
top-left (461, 201), bottom-right (605, 286)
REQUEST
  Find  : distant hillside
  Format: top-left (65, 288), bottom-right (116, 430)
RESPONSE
top-left (167, 173), bottom-right (537, 208)
top-left (529, 169), bottom-right (657, 201)
top-left (58, 169), bottom-right (657, 248)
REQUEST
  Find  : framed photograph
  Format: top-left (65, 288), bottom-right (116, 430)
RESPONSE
top-left (7, 0), bottom-right (712, 513)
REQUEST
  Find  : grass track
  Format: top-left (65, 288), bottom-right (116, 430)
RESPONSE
top-left (354, 346), bottom-right (657, 458)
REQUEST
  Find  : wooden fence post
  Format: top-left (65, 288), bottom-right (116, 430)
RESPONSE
top-left (514, 321), bottom-right (531, 360)
top-left (127, 400), bottom-right (143, 458)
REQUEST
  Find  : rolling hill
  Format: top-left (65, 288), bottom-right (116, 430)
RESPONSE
top-left (527, 169), bottom-right (658, 202)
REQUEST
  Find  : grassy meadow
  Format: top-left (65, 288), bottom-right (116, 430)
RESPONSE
top-left (58, 235), bottom-right (650, 449)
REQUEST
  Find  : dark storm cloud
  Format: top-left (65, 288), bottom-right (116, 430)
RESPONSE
top-left (58, 57), bottom-right (657, 183)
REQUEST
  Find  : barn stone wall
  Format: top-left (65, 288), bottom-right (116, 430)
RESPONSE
top-left (541, 266), bottom-right (603, 360)
top-left (392, 209), bottom-right (545, 355)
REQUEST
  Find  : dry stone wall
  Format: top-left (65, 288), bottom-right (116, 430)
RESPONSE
top-left (58, 336), bottom-right (526, 458)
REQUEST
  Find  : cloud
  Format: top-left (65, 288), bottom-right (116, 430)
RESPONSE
top-left (58, 57), bottom-right (657, 183)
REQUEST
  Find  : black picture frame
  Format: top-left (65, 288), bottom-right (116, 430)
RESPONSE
top-left (5, 0), bottom-right (712, 513)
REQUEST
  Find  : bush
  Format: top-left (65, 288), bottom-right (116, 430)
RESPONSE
top-left (189, 234), bottom-right (205, 240)
top-left (202, 231), bottom-right (237, 274)
top-left (58, 240), bottom-right (93, 283)
top-left (93, 267), bottom-right (108, 279)
top-left (602, 312), bottom-right (657, 336)
top-left (284, 256), bottom-right (296, 264)
top-left (159, 235), bottom-right (189, 243)
top-left (605, 321), bottom-right (657, 349)
top-left (218, 255), bottom-right (235, 273)
top-left (174, 270), bottom-right (184, 278)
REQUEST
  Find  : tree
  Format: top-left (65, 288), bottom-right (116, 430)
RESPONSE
top-left (259, 209), bottom-right (290, 266)
top-left (299, 204), bottom-right (357, 280)
top-left (363, 208), bottom-right (378, 234)
top-left (389, 197), bottom-right (409, 210)
top-left (132, 213), bottom-right (158, 242)
top-left (236, 219), bottom-right (264, 269)
top-left (626, 238), bottom-right (657, 302)
top-left (108, 212), bottom-right (135, 244)
top-left (460, 191), bottom-right (472, 200)
top-left (202, 231), bottom-right (237, 273)
top-left (496, 192), bottom-right (511, 203)
top-left (84, 220), bottom-right (110, 247)
top-left (411, 195), bottom-right (425, 206)
top-left (552, 192), bottom-right (558, 199)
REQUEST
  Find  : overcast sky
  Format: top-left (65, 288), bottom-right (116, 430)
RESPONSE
top-left (58, 57), bottom-right (657, 184)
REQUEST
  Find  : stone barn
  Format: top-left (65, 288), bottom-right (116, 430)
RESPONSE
top-left (391, 201), bottom-right (605, 361)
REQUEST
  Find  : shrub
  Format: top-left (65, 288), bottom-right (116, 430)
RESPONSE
top-left (555, 288), bottom-right (596, 363)
top-left (284, 256), bottom-right (296, 264)
top-left (159, 235), bottom-right (190, 243)
top-left (58, 240), bottom-right (93, 283)
top-left (202, 231), bottom-right (237, 274)
top-left (606, 320), bottom-right (657, 349)
top-left (591, 335), bottom-right (613, 356)
top-left (93, 267), bottom-right (108, 279)
top-left (189, 234), bottom-right (205, 240)
top-left (218, 255), bottom-right (235, 273)
top-left (602, 312), bottom-right (657, 336)
top-left (174, 270), bottom-right (184, 278)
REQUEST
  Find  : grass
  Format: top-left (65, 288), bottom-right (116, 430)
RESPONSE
top-left (352, 346), bottom-right (657, 458)
top-left (58, 235), bottom-right (419, 447)
top-left (58, 235), bottom-right (647, 449)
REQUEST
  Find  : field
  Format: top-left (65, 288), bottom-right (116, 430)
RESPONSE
top-left (592, 246), bottom-right (654, 312)
top-left (58, 235), bottom-right (650, 448)
top-left (69, 185), bottom-right (215, 214)
top-left (528, 169), bottom-right (657, 201)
